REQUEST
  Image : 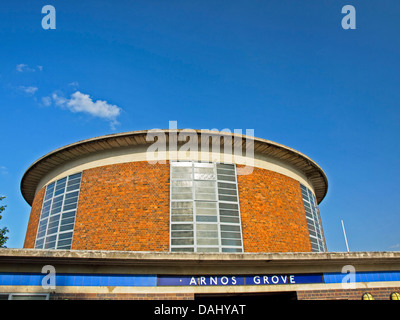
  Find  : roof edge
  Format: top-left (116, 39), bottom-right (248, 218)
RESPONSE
top-left (21, 130), bottom-right (328, 206)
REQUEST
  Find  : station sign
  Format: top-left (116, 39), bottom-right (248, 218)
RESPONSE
top-left (157, 273), bottom-right (323, 286)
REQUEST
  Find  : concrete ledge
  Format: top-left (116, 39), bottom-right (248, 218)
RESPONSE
top-left (1, 249), bottom-right (399, 268)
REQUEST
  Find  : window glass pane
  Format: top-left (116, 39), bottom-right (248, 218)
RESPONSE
top-left (171, 224), bottom-right (193, 231)
top-left (196, 215), bottom-right (218, 222)
top-left (171, 193), bottom-right (193, 200)
top-left (171, 215), bottom-right (193, 222)
top-left (62, 211), bottom-right (76, 219)
top-left (195, 208), bottom-right (217, 215)
top-left (195, 202), bottom-right (217, 209)
top-left (218, 188), bottom-right (237, 196)
top-left (217, 163), bottom-right (235, 170)
top-left (222, 247), bottom-right (242, 252)
top-left (197, 247), bottom-right (219, 252)
top-left (171, 247), bottom-right (194, 252)
top-left (217, 169), bottom-right (235, 176)
top-left (220, 216), bottom-right (240, 223)
top-left (300, 184), bottom-right (325, 252)
top-left (219, 203), bottom-right (238, 210)
top-left (194, 173), bottom-right (215, 180)
top-left (195, 181), bottom-right (215, 188)
top-left (218, 182), bottom-right (236, 190)
top-left (172, 187), bottom-right (192, 193)
top-left (63, 203), bottom-right (78, 211)
top-left (61, 217), bottom-right (75, 226)
top-left (65, 191), bottom-right (79, 200)
top-left (195, 193), bottom-right (216, 201)
top-left (35, 173), bottom-right (81, 250)
top-left (172, 180), bottom-right (193, 187)
top-left (66, 184), bottom-right (80, 192)
top-left (197, 238), bottom-right (219, 245)
top-left (197, 231), bottom-right (218, 238)
top-left (171, 162), bottom-right (192, 167)
top-left (171, 173), bottom-right (192, 180)
top-left (172, 167), bottom-right (192, 174)
top-left (63, 197), bottom-right (78, 206)
top-left (218, 195), bottom-right (238, 202)
top-left (221, 232), bottom-right (241, 239)
top-left (171, 231), bottom-right (194, 238)
top-left (58, 232), bottom-right (73, 240)
top-left (221, 239), bottom-right (242, 246)
top-left (194, 167), bottom-right (214, 174)
top-left (217, 174), bottom-right (236, 182)
top-left (221, 225), bottom-right (241, 232)
top-left (37, 230), bottom-right (46, 239)
top-left (68, 172), bottom-right (82, 180)
top-left (171, 208), bottom-right (193, 215)
top-left (59, 224), bottom-right (74, 232)
top-left (67, 178), bottom-right (81, 186)
top-left (57, 239), bottom-right (72, 247)
top-left (219, 210), bottom-right (239, 217)
top-left (170, 161), bottom-right (242, 253)
top-left (195, 187), bottom-right (215, 194)
top-left (197, 224), bottom-right (218, 231)
top-left (171, 239), bottom-right (194, 245)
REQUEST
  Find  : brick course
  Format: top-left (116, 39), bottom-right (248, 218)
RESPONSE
top-left (72, 161), bottom-right (170, 251)
top-left (237, 166), bottom-right (312, 252)
top-left (23, 187), bottom-right (45, 248)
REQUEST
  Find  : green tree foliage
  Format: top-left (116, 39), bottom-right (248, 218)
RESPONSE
top-left (0, 196), bottom-right (9, 248)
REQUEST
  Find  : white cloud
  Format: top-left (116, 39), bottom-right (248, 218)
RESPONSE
top-left (390, 243), bottom-right (400, 250)
top-left (0, 166), bottom-right (8, 175)
top-left (68, 81), bottom-right (79, 87)
top-left (52, 91), bottom-right (122, 128)
top-left (16, 64), bottom-right (28, 72)
top-left (16, 64), bottom-right (35, 72)
top-left (41, 96), bottom-right (52, 107)
top-left (16, 64), bottom-right (43, 72)
top-left (19, 86), bottom-right (38, 95)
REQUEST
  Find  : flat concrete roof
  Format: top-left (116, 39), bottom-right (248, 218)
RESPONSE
top-left (20, 130), bottom-right (328, 206)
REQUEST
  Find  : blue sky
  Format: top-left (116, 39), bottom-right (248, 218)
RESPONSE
top-left (0, 1), bottom-right (399, 251)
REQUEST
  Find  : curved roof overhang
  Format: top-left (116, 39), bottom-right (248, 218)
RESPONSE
top-left (21, 130), bottom-right (328, 206)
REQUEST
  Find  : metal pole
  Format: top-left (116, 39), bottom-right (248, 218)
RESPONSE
top-left (341, 220), bottom-right (350, 252)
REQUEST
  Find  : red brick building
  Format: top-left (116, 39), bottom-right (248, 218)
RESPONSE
top-left (22, 129), bottom-right (327, 254)
top-left (1, 129), bottom-right (398, 300)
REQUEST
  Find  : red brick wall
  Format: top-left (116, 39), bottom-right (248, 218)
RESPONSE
top-left (237, 166), bottom-right (312, 252)
top-left (72, 161), bottom-right (170, 251)
top-left (24, 162), bottom-right (315, 253)
top-left (23, 187), bottom-right (45, 248)
top-left (297, 287), bottom-right (400, 300)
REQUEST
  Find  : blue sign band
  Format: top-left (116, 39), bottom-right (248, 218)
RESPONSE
top-left (158, 274), bottom-right (324, 286)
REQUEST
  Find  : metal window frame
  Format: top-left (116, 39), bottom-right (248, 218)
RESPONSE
top-left (170, 161), bottom-right (244, 253)
top-left (34, 173), bottom-right (82, 250)
top-left (300, 184), bottom-right (326, 252)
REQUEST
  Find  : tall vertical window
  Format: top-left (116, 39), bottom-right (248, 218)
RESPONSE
top-left (300, 183), bottom-right (326, 252)
top-left (170, 162), bottom-right (243, 253)
top-left (34, 172), bottom-right (82, 250)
